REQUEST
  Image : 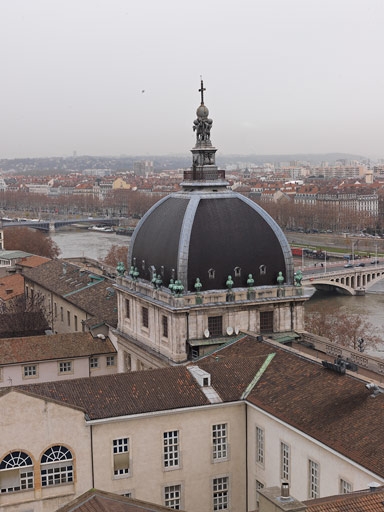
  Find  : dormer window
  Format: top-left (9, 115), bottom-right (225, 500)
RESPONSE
top-left (208, 268), bottom-right (215, 279)
top-left (259, 264), bottom-right (266, 275)
top-left (234, 266), bottom-right (241, 277)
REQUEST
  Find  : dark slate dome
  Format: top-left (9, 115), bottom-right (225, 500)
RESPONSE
top-left (128, 81), bottom-right (293, 292)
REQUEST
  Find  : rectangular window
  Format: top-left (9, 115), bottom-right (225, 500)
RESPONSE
top-left (208, 316), bottom-right (223, 337)
top-left (23, 365), bottom-right (37, 378)
top-left (90, 357), bottom-right (99, 368)
top-left (74, 315), bottom-right (78, 331)
top-left (163, 430), bottom-right (179, 468)
top-left (309, 460), bottom-right (319, 499)
top-left (107, 355), bottom-right (115, 366)
top-left (164, 484), bottom-right (181, 509)
top-left (20, 471), bottom-right (34, 490)
top-left (54, 302), bottom-right (57, 318)
top-left (340, 478), bottom-right (352, 494)
top-left (113, 438), bottom-right (130, 476)
top-left (125, 299), bottom-right (130, 319)
top-left (59, 361), bottom-right (72, 373)
top-left (213, 424), bottom-right (228, 461)
top-left (162, 315), bottom-right (168, 338)
top-left (67, 311), bottom-right (70, 326)
top-left (213, 476), bottom-right (229, 510)
top-left (280, 442), bottom-right (290, 481)
top-left (256, 426), bottom-right (264, 466)
top-left (260, 311), bottom-right (273, 333)
top-left (256, 480), bottom-right (264, 510)
top-left (41, 464), bottom-right (73, 486)
top-left (60, 307), bottom-right (64, 322)
top-left (142, 306), bottom-right (149, 328)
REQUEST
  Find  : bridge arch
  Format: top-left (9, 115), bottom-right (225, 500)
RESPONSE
top-left (306, 279), bottom-right (355, 295)
top-left (303, 265), bottom-right (384, 296)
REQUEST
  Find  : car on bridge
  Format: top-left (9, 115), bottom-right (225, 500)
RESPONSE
top-left (344, 263), bottom-right (353, 268)
top-left (355, 262), bottom-right (365, 267)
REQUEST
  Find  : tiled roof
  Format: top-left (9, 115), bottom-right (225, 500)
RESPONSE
top-left (0, 332), bottom-right (116, 365)
top-left (57, 488), bottom-right (181, 512)
top-left (17, 255), bottom-right (51, 267)
top-left (14, 365), bottom-right (211, 419)
top-left (6, 334), bottom-right (384, 479)
top-left (22, 260), bottom-right (118, 328)
top-left (197, 336), bottom-right (384, 479)
top-left (304, 486), bottom-right (384, 511)
top-left (0, 273), bottom-right (24, 301)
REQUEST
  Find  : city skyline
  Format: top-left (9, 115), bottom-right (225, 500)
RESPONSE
top-left (1, 0), bottom-right (384, 159)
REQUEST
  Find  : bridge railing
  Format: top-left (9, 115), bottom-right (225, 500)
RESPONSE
top-left (296, 331), bottom-right (384, 377)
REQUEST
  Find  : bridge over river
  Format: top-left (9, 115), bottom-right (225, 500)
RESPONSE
top-left (302, 263), bottom-right (384, 295)
top-left (1, 217), bottom-right (120, 232)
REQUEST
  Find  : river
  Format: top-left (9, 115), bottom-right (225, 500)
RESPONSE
top-left (51, 228), bottom-right (129, 261)
top-left (51, 229), bottom-right (384, 357)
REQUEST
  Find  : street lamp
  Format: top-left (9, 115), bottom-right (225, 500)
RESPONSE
top-left (352, 240), bottom-right (358, 265)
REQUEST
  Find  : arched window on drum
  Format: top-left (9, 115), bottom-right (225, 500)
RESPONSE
top-left (0, 451), bottom-right (34, 493)
top-left (40, 445), bottom-right (73, 487)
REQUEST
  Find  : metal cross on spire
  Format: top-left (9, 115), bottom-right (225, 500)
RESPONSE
top-left (199, 78), bottom-right (206, 105)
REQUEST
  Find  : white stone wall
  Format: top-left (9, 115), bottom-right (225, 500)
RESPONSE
top-left (247, 404), bottom-right (384, 508)
top-left (91, 402), bottom-right (246, 512)
top-left (0, 391), bottom-right (92, 512)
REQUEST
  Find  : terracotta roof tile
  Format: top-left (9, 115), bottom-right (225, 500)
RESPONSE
top-left (7, 334), bottom-right (384, 480)
top-left (198, 336), bottom-right (384, 479)
top-left (15, 365), bottom-right (211, 419)
top-left (0, 273), bottom-right (24, 301)
top-left (17, 255), bottom-right (51, 268)
top-left (22, 260), bottom-right (118, 328)
top-left (305, 486), bottom-right (384, 511)
top-left (57, 488), bottom-right (182, 512)
top-left (0, 332), bottom-right (115, 365)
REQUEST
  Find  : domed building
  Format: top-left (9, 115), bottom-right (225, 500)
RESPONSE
top-left (114, 82), bottom-right (313, 369)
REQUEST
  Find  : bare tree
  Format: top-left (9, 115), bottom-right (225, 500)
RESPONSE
top-left (4, 227), bottom-right (60, 258)
top-left (103, 244), bottom-right (128, 268)
top-left (0, 292), bottom-right (49, 338)
top-left (305, 300), bottom-right (380, 351)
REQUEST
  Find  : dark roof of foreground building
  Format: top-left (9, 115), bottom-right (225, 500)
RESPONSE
top-left (0, 332), bottom-right (115, 365)
top-left (197, 336), bottom-right (384, 479)
top-left (128, 81), bottom-right (293, 292)
top-left (22, 260), bottom-right (118, 328)
top-left (304, 485), bottom-right (384, 511)
top-left (56, 488), bottom-right (180, 512)
top-left (5, 334), bottom-right (384, 479)
top-left (11, 365), bottom-right (211, 419)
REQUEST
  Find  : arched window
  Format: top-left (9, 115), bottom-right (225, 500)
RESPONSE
top-left (208, 268), bottom-right (215, 279)
top-left (259, 264), bottom-right (267, 275)
top-left (0, 451), bottom-right (34, 493)
top-left (41, 446), bottom-right (73, 487)
top-left (234, 267), bottom-right (241, 278)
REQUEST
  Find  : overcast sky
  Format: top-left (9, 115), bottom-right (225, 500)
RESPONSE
top-left (1, 0), bottom-right (384, 159)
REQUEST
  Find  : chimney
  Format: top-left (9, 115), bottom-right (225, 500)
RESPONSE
top-left (281, 482), bottom-right (290, 498)
top-left (258, 486), bottom-right (307, 512)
